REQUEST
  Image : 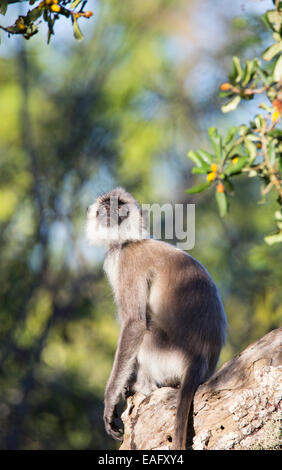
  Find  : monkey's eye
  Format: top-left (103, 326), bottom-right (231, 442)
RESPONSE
top-left (118, 198), bottom-right (125, 208)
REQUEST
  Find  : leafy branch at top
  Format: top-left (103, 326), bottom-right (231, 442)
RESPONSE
top-left (186, 1), bottom-right (282, 245)
top-left (0, 0), bottom-right (93, 42)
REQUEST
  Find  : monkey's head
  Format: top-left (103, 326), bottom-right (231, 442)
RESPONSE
top-left (85, 187), bottom-right (149, 247)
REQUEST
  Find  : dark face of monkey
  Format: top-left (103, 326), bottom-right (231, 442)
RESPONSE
top-left (85, 187), bottom-right (149, 247)
top-left (95, 196), bottom-right (129, 227)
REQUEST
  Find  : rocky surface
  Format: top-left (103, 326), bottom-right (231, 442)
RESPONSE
top-left (120, 328), bottom-right (282, 450)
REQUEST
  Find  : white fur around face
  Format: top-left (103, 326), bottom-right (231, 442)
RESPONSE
top-left (85, 201), bottom-right (149, 248)
top-left (103, 246), bottom-right (121, 293)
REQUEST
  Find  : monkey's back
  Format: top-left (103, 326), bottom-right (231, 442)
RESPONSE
top-left (120, 239), bottom-right (227, 363)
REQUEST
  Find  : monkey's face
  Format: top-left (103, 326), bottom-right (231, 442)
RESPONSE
top-left (85, 187), bottom-right (149, 247)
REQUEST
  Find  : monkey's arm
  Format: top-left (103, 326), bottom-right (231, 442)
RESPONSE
top-left (104, 318), bottom-right (146, 440)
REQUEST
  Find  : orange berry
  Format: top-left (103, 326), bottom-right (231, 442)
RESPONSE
top-left (220, 82), bottom-right (232, 91)
top-left (50, 4), bottom-right (60, 12)
top-left (232, 157), bottom-right (239, 164)
top-left (216, 182), bottom-right (224, 193)
top-left (273, 98), bottom-right (282, 112)
top-left (211, 163), bottom-right (218, 173)
top-left (84, 11), bottom-right (93, 18)
top-left (207, 172), bottom-right (216, 182)
top-left (256, 142), bottom-right (262, 149)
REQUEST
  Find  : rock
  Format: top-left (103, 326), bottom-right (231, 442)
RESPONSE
top-left (120, 328), bottom-right (282, 450)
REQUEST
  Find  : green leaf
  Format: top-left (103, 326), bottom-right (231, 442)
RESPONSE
top-left (232, 56), bottom-right (243, 83)
top-left (253, 63), bottom-right (272, 85)
top-left (208, 127), bottom-right (223, 162)
top-left (185, 181), bottom-right (211, 194)
top-left (262, 41), bottom-right (282, 61)
top-left (244, 136), bottom-right (257, 163)
top-left (238, 125), bottom-right (249, 136)
top-left (278, 155), bottom-right (282, 174)
top-left (268, 139), bottom-right (277, 165)
top-left (71, 0), bottom-right (83, 8)
top-left (259, 102), bottom-right (273, 112)
top-left (221, 96), bottom-right (241, 113)
top-left (0, 0), bottom-right (8, 16)
top-left (254, 114), bottom-right (264, 129)
top-left (269, 129), bottom-right (282, 137)
top-left (28, 7), bottom-right (43, 22)
top-left (191, 167), bottom-right (208, 174)
top-left (273, 53), bottom-right (282, 81)
top-left (73, 16), bottom-right (84, 41)
top-left (266, 9), bottom-right (282, 33)
top-left (187, 151), bottom-right (209, 170)
top-left (264, 230), bottom-right (282, 245)
top-left (223, 178), bottom-right (234, 194)
top-left (224, 156), bottom-right (248, 176)
top-left (242, 59), bottom-right (255, 87)
top-left (261, 12), bottom-right (275, 32)
top-left (219, 91), bottom-right (233, 98)
top-left (216, 190), bottom-right (228, 217)
top-left (197, 149), bottom-right (214, 165)
top-left (225, 126), bottom-right (238, 145)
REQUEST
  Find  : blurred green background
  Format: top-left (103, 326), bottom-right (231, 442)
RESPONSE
top-left (0, 0), bottom-right (281, 450)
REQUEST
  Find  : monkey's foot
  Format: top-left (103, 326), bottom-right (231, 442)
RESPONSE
top-left (123, 385), bottom-right (135, 399)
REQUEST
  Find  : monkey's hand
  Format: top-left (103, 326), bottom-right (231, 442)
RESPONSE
top-left (104, 404), bottom-right (123, 442)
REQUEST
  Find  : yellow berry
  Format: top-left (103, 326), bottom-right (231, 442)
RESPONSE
top-left (207, 172), bottom-right (216, 182)
top-left (211, 163), bottom-right (218, 173)
top-left (50, 3), bottom-right (60, 11)
top-left (272, 110), bottom-right (280, 122)
top-left (256, 142), bottom-right (262, 149)
top-left (216, 182), bottom-right (224, 193)
top-left (232, 157), bottom-right (239, 164)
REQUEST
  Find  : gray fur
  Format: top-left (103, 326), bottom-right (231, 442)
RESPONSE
top-left (85, 187), bottom-right (227, 449)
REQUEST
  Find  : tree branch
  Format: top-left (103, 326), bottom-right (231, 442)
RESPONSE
top-left (120, 328), bottom-right (282, 450)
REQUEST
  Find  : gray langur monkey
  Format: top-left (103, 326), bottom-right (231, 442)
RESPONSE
top-left (85, 187), bottom-right (227, 450)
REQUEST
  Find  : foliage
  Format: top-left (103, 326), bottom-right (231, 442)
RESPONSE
top-left (0, 0), bottom-right (281, 451)
top-left (0, 0), bottom-right (93, 41)
top-left (0, 0), bottom-right (189, 449)
top-left (186, 0), bottom-right (282, 245)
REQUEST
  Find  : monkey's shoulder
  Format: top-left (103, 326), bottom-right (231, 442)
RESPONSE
top-left (119, 239), bottom-right (211, 280)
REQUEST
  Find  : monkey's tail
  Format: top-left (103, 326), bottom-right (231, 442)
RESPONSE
top-left (172, 357), bottom-right (207, 450)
